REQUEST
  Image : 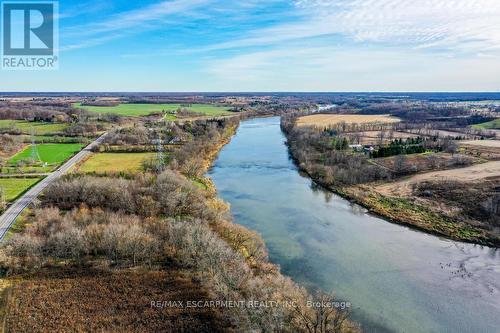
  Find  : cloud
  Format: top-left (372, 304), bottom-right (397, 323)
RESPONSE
top-left (204, 44), bottom-right (500, 91)
top-left (62, 0), bottom-right (211, 51)
top-left (209, 0), bottom-right (500, 53)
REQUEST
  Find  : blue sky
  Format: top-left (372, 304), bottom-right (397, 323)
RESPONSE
top-left (2, 0), bottom-right (500, 92)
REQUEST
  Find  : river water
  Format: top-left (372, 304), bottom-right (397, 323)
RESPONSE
top-left (208, 117), bottom-right (500, 333)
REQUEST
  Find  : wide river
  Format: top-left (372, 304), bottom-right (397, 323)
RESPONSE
top-left (208, 117), bottom-right (500, 333)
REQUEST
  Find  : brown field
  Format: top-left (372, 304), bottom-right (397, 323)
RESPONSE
top-left (350, 131), bottom-right (420, 145)
top-left (460, 140), bottom-right (500, 148)
top-left (0, 143), bottom-right (27, 159)
top-left (460, 140), bottom-right (500, 160)
top-left (370, 152), bottom-right (478, 174)
top-left (375, 160), bottom-right (500, 197)
top-left (404, 129), bottom-right (480, 140)
top-left (2, 269), bottom-right (230, 333)
top-left (296, 114), bottom-right (400, 128)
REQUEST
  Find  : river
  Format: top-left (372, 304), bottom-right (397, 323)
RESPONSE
top-left (207, 117), bottom-right (500, 333)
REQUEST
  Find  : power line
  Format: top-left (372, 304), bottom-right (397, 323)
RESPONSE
top-left (30, 127), bottom-right (41, 164)
top-left (156, 132), bottom-right (164, 173)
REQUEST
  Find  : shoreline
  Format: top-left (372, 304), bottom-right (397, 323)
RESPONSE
top-left (288, 150), bottom-right (499, 248)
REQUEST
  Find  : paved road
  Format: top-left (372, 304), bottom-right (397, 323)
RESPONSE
top-left (0, 133), bottom-right (107, 241)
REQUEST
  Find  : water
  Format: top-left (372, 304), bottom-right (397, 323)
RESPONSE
top-left (208, 117), bottom-right (500, 332)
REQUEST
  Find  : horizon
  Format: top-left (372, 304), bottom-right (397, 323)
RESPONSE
top-left (2, 91), bottom-right (500, 94)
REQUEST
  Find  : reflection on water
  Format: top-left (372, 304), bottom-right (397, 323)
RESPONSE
top-left (208, 117), bottom-right (500, 333)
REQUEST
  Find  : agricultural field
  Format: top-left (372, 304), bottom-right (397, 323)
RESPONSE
top-left (351, 131), bottom-right (421, 145)
top-left (74, 103), bottom-right (233, 118)
top-left (460, 140), bottom-right (500, 160)
top-left (405, 129), bottom-right (480, 140)
top-left (472, 119), bottom-right (500, 129)
top-left (460, 139), bottom-right (500, 148)
top-left (0, 178), bottom-right (41, 201)
top-left (0, 120), bottom-right (67, 135)
top-left (78, 152), bottom-right (156, 173)
top-left (2, 269), bottom-right (229, 333)
top-left (8, 143), bottom-right (84, 167)
top-left (370, 152), bottom-right (478, 174)
top-left (296, 114), bottom-right (400, 128)
top-left (375, 160), bottom-right (500, 197)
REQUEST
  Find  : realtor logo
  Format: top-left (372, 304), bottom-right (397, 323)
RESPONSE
top-left (1, 1), bottom-right (58, 70)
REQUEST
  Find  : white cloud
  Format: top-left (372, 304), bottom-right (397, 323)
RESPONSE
top-left (204, 45), bottom-right (500, 91)
top-left (211, 0), bottom-right (500, 53)
top-left (62, 0), bottom-right (211, 50)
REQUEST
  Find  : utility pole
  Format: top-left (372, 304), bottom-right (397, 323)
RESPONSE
top-left (30, 127), bottom-right (41, 164)
top-left (156, 132), bottom-right (164, 173)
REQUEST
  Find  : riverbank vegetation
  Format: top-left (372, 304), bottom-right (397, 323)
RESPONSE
top-left (282, 106), bottom-right (500, 247)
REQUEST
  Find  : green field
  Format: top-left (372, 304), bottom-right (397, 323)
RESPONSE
top-left (8, 143), bottom-right (84, 166)
top-left (0, 120), bottom-right (67, 135)
top-left (0, 178), bottom-right (41, 202)
top-left (472, 119), bottom-right (500, 129)
top-left (74, 103), bottom-right (233, 117)
top-left (79, 153), bottom-right (156, 173)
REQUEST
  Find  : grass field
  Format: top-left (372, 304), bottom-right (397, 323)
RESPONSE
top-left (0, 120), bottom-right (67, 135)
top-left (8, 143), bottom-right (84, 166)
top-left (472, 119), bottom-right (500, 129)
top-left (79, 153), bottom-right (155, 173)
top-left (74, 103), bottom-right (233, 117)
top-left (0, 178), bottom-right (41, 201)
top-left (297, 114), bottom-right (401, 128)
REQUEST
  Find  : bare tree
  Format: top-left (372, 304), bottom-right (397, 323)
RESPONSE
top-left (394, 155), bottom-right (408, 174)
top-left (0, 187), bottom-right (5, 211)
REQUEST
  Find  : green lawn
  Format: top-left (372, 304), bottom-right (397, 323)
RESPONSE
top-left (8, 143), bottom-right (84, 166)
top-left (0, 120), bottom-right (67, 135)
top-left (472, 119), bottom-right (500, 130)
top-left (74, 103), bottom-right (233, 117)
top-left (79, 153), bottom-right (156, 173)
top-left (0, 178), bottom-right (41, 202)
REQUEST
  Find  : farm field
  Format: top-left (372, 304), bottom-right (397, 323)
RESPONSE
top-left (2, 269), bottom-right (228, 333)
top-left (74, 103), bottom-right (233, 117)
top-left (375, 160), bottom-right (500, 197)
top-left (460, 139), bottom-right (500, 148)
top-left (8, 144), bottom-right (84, 166)
top-left (352, 131), bottom-right (421, 145)
top-left (370, 152), bottom-right (479, 173)
top-left (0, 177), bottom-right (41, 201)
top-left (78, 153), bottom-right (155, 173)
top-left (0, 120), bottom-right (67, 135)
top-left (405, 129), bottom-right (479, 139)
top-left (473, 119), bottom-right (500, 129)
top-left (296, 114), bottom-right (400, 128)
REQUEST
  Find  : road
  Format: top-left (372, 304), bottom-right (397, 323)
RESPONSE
top-left (0, 133), bottom-right (107, 241)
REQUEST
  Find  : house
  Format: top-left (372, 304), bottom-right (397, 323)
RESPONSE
top-left (169, 136), bottom-right (182, 144)
top-left (349, 144), bottom-right (363, 152)
top-left (363, 145), bottom-right (375, 154)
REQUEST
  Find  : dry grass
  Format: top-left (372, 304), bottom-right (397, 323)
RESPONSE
top-left (296, 114), bottom-right (400, 128)
top-left (370, 152), bottom-right (475, 173)
top-left (375, 160), bottom-right (500, 197)
top-left (352, 131), bottom-right (420, 145)
top-left (460, 140), bottom-right (500, 161)
top-left (461, 140), bottom-right (500, 148)
top-left (3, 268), bottom-right (231, 333)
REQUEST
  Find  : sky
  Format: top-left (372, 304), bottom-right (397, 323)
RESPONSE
top-left (1, 0), bottom-right (500, 92)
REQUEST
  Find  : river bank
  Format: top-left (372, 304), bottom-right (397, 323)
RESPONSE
top-left (280, 115), bottom-right (499, 247)
top-left (209, 116), bottom-right (500, 333)
top-left (292, 167), bottom-right (498, 247)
